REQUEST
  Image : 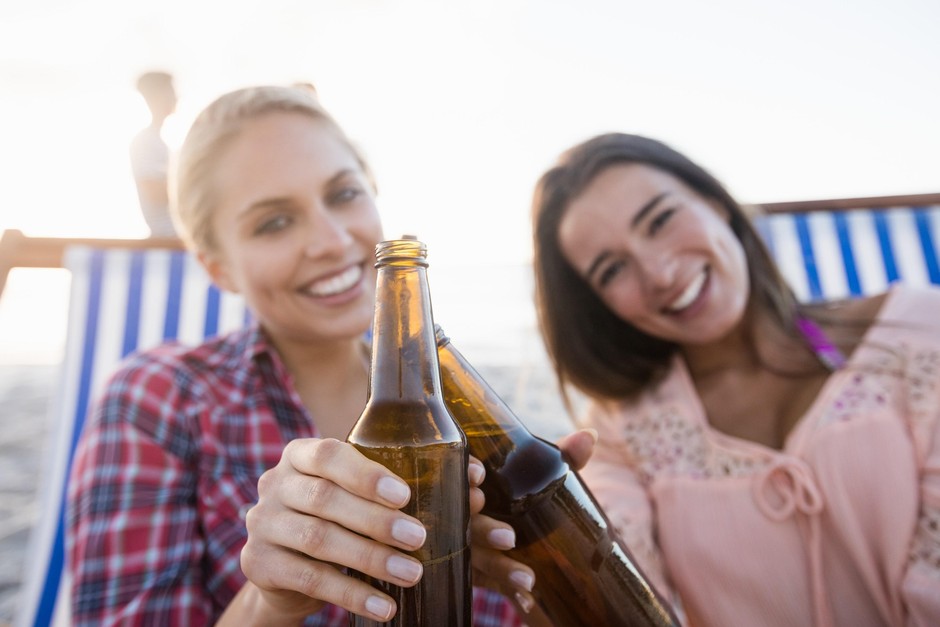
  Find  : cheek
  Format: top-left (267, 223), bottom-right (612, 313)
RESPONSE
top-left (238, 249), bottom-right (296, 296)
top-left (720, 231), bottom-right (749, 285)
top-left (603, 281), bottom-right (646, 324)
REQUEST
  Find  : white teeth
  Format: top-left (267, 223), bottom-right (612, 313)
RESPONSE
top-left (667, 271), bottom-right (706, 312)
top-left (307, 265), bottom-right (363, 297)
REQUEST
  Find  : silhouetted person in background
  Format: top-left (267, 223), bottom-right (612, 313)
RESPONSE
top-left (130, 71), bottom-right (178, 238)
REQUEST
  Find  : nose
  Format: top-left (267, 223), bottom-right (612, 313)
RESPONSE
top-left (636, 247), bottom-right (678, 291)
top-left (303, 207), bottom-right (354, 258)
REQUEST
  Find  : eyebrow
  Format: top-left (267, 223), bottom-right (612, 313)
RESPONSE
top-left (584, 191), bottom-right (670, 282)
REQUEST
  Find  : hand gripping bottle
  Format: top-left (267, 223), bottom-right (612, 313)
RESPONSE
top-left (436, 325), bottom-right (680, 627)
top-left (347, 238), bottom-right (471, 626)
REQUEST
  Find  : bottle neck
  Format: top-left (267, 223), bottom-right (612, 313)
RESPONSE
top-left (436, 329), bottom-right (527, 434)
top-left (369, 262), bottom-right (443, 402)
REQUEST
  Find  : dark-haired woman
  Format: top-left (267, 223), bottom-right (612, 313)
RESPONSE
top-left (532, 133), bottom-right (940, 627)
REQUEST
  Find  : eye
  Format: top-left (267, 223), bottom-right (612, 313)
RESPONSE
top-left (649, 207), bottom-right (676, 235)
top-left (254, 213), bottom-right (292, 236)
top-left (330, 185), bottom-right (364, 205)
top-left (597, 259), bottom-right (626, 287)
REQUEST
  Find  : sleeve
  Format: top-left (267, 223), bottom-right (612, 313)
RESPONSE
top-left (471, 587), bottom-right (523, 626)
top-left (66, 356), bottom-right (215, 627)
top-left (576, 400), bottom-right (675, 603)
top-left (902, 386), bottom-right (940, 625)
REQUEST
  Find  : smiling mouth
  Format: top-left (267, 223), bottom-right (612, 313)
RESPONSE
top-left (664, 269), bottom-right (707, 313)
top-left (305, 264), bottom-right (364, 297)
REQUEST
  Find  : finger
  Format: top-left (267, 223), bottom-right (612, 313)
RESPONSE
top-left (262, 469), bottom-right (426, 551)
top-left (556, 428), bottom-right (598, 470)
top-left (468, 514), bottom-right (536, 610)
top-left (468, 457), bottom-right (485, 487)
top-left (467, 457), bottom-right (487, 514)
top-left (470, 545), bottom-right (536, 611)
top-left (469, 484), bottom-right (485, 515)
top-left (470, 514), bottom-right (515, 552)
top-left (282, 438), bottom-right (412, 508)
top-left (246, 505), bottom-right (424, 589)
top-left (241, 541), bottom-right (399, 622)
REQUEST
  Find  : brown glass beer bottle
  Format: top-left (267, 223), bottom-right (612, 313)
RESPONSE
top-left (435, 325), bottom-right (680, 627)
top-left (347, 238), bottom-right (471, 627)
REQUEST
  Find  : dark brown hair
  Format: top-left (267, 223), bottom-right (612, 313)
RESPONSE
top-left (531, 133), bottom-right (798, 402)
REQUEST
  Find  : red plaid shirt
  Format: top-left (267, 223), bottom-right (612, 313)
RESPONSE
top-left (67, 324), bottom-right (522, 626)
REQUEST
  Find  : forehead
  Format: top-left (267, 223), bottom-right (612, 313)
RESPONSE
top-left (560, 164), bottom-right (677, 237)
top-left (211, 112), bottom-right (361, 195)
top-left (223, 112), bottom-right (352, 169)
top-left (572, 163), bottom-right (684, 213)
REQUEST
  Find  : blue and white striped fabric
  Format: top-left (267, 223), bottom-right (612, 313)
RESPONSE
top-left (17, 246), bottom-right (248, 627)
top-left (754, 205), bottom-right (940, 302)
top-left (16, 204), bottom-right (940, 625)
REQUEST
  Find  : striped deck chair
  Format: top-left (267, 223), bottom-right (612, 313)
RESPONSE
top-left (6, 191), bottom-right (939, 625)
top-left (753, 193), bottom-right (940, 302)
top-left (7, 237), bottom-right (247, 627)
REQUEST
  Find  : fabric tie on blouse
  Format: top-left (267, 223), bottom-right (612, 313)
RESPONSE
top-left (753, 458), bottom-right (834, 627)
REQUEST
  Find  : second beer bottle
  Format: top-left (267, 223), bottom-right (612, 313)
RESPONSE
top-left (346, 237), bottom-right (471, 627)
top-left (436, 325), bottom-right (681, 627)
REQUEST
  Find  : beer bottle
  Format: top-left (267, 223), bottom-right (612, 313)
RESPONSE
top-left (435, 325), bottom-right (680, 627)
top-left (346, 237), bottom-right (471, 627)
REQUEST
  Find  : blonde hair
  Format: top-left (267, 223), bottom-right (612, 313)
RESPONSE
top-left (171, 85), bottom-right (373, 253)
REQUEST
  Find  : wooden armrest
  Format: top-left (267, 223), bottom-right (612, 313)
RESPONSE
top-left (0, 229), bottom-right (185, 299)
top-left (759, 192), bottom-right (940, 215)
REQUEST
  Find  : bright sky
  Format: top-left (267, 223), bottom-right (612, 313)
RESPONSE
top-left (1, 0), bottom-right (939, 362)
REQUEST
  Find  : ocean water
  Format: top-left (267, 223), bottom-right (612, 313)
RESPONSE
top-left (428, 262), bottom-right (543, 364)
top-left (0, 263), bottom-right (541, 362)
top-left (0, 262), bottom-right (574, 437)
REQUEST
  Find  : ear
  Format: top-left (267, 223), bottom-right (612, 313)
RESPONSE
top-left (198, 250), bottom-right (239, 294)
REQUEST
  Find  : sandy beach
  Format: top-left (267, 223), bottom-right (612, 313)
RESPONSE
top-left (0, 364), bottom-right (57, 625)
top-left (0, 342), bottom-right (574, 625)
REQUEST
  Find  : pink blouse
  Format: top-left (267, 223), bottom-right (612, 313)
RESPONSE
top-left (579, 285), bottom-right (940, 627)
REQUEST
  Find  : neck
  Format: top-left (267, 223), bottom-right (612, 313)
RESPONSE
top-left (680, 306), bottom-right (815, 380)
top-left (269, 333), bottom-right (370, 440)
top-left (149, 112), bottom-right (168, 128)
top-left (272, 334), bottom-right (367, 388)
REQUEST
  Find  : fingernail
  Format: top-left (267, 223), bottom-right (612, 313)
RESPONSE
top-left (514, 591), bottom-right (534, 614)
top-left (377, 476), bottom-right (410, 506)
top-left (487, 527), bottom-right (515, 550)
top-left (365, 595), bottom-right (394, 620)
top-left (468, 462), bottom-right (485, 485)
top-left (391, 518), bottom-right (426, 547)
top-left (510, 569), bottom-right (534, 591)
top-left (386, 555), bottom-right (423, 583)
top-left (585, 428), bottom-right (599, 443)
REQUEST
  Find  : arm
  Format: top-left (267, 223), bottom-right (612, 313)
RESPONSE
top-left (134, 177), bottom-right (169, 210)
top-left (67, 364), bottom-right (215, 625)
top-left (902, 402), bottom-right (940, 625)
top-left (575, 402), bottom-right (674, 599)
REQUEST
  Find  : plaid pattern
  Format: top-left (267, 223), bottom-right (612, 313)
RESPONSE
top-left (66, 324), bottom-right (521, 626)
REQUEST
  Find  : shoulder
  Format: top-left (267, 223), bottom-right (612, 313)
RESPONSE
top-left (122, 327), bottom-right (245, 373)
top-left (129, 126), bottom-right (163, 151)
top-left (878, 284), bottom-right (940, 331)
top-left (101, 327), bottom-right (259, 413)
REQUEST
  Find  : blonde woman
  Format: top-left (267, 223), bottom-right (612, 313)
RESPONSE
top-left (68, 86), bottom-right (540, 626)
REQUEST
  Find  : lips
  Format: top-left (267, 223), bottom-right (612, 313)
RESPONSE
top-left (303, 264), bottom-right (364, 297)
top-left (664, 269), bottom-right (707, 313)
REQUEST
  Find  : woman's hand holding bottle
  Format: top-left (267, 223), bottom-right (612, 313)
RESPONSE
top-left (236, 437), bottom-right (538, 623)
